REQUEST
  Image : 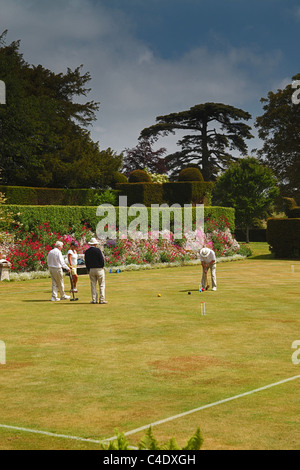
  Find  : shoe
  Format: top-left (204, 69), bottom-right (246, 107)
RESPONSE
top-left (51, 297), bottom-right (60, 302)
top-left (212, 287), bottom-right (217, 291)
top-left (61, 295), bottom-right (70, 300)
top-left (99, 300), bottom-right (108, 304)
top-left (90, 300), bottom-right (97, 304)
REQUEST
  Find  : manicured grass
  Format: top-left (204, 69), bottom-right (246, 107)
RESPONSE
top-left (0, 245), bottom-right (299, 450)
top-left (248, 241), bottom-right (274, 259)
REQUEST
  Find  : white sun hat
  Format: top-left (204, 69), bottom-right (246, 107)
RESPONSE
top-left (89, 238), bottom-right (99, 245)
top-left (200, 247), bottom-right (210, 257)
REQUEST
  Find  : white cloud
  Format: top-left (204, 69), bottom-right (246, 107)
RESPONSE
top-left (0, 0), bottom-right (282, 155)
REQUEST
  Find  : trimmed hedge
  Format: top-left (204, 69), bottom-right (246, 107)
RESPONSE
top-left (117, 181), bottom-right (214, 206)
top-left (6, 205), bottom-right (99, 233)
top-left (163, 182), bottom-right (213, 205)
top-left (289, 207), bottom-right (300, 218)
top-left (0, 185), bottom-right (118, 206)
top-left (235, 228), bottom-right (267, 242)
top-left (282, 197), bottom-right (300, 218)
top-left (1, 182), bottom-right (214, 207)
top-left (116, 183), bottom-right (163, 206)
top-left (6, 204), bottom-right (235, 234)
top-left (267, 218), bottom-right (300, 258)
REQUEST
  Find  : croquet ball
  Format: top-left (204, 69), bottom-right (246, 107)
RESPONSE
top-left (202, 288), bottom-right (205, 292)
top-left (158, 293), bottom-right (161, 297)
top-left (188, 291), bottom-right (191, 295)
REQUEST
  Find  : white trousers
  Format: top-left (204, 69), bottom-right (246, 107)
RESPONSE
top-left (49, 267), bottom-right (65, 299)
top-left (89, 268), bottom-right (105, 302)
top-left (201, 263), bottom-right (217, 289)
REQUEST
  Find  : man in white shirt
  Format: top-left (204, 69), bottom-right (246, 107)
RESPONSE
top-left (200, 247), bottom-right (217, 291)
top-left (47, 241), bottom-right (71, 301)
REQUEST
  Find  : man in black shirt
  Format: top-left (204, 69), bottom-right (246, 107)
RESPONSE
top-left (84, 238), bottom-right (108, 304)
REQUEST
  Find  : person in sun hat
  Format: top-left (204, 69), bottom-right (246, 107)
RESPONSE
top-left (199, 246), bottom-right (217, 291)
top-left (84, 237), bottom-right (108, 304)
top-left (47, 241), bottom-right (71, 301)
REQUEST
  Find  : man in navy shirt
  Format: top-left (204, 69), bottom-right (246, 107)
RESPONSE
top-left (84, 238), bottom-right (108, 304)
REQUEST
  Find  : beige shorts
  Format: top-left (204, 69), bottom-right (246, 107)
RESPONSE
top-left (70, 265), bottom-right (77, 275)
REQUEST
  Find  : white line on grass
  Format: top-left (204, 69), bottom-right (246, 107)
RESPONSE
top-left (0, 424), bottom-right (100, 445)
top-left (1, 375), bottom-right (299, 445)
top-left (105, 374), bottom-right (300, 442)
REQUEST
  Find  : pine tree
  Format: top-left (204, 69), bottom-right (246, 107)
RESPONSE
top-left (140, 102), bottom-right (253, 181)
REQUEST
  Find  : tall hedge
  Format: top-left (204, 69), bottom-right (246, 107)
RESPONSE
top-left (163, 182), bottom-right (213, 205)
top-left (117, 181), bottom-right (214, 206)
top-left (1, 182), bottom-right (213, 207)
top-left (116, 183), bottom-right (163, 206)
top-left (0, 185), bottom-right (118, 206)
top-left (267, 218), bottom-right (300, 258)
top-left (6, 204), bottom-right (235, 234)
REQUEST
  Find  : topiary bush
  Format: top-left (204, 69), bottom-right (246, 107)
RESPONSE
top-left (282, 197), bottom-right (300, 218)
top-left (267, 217), bottom-right (300, 258)
top-left (109, 171), bottom-right (128, 189)
top-left (128, 169), bottom-right (152, 183)
top-left (178, 167), bottom-right (204, 182)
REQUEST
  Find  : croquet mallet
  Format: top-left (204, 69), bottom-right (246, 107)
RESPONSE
top-left (68, 272), bottom-right (78, 301)
top-left (205, 267), bottom-right (210, 290)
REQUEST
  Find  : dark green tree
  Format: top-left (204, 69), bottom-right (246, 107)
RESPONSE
top-left (213, 156), bottom-right (279, 242)
top-left (0, 31), bottom-right (121, 188)
top-left (255, 73), bottom-right (300, 199)
top-left (140, 102), bottom-right (253, 181)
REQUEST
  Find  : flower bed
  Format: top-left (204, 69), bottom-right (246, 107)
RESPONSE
top-left (0, 217), bottom-right (249, 274)
top-left (2, 222), bottom-right (91, 273)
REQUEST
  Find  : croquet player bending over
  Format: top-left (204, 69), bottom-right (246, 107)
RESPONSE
top-left (47, 241), bottom-right (71, 301)
top-left (200, 247), bottom-right (217, 291)
top-left (84, 238), bottom-right (108, 304)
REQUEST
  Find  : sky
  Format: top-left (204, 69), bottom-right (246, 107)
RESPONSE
top-left (0, 0), bottom-right (299, 156)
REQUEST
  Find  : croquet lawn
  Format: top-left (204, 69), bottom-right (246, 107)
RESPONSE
top-left (0, 242), bottom-right (299, 450)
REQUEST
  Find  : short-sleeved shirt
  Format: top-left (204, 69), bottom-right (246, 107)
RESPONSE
top-left (200, 249), bottom-right (216, 264)
top-left (68, 249), bottom-right (78, 266)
